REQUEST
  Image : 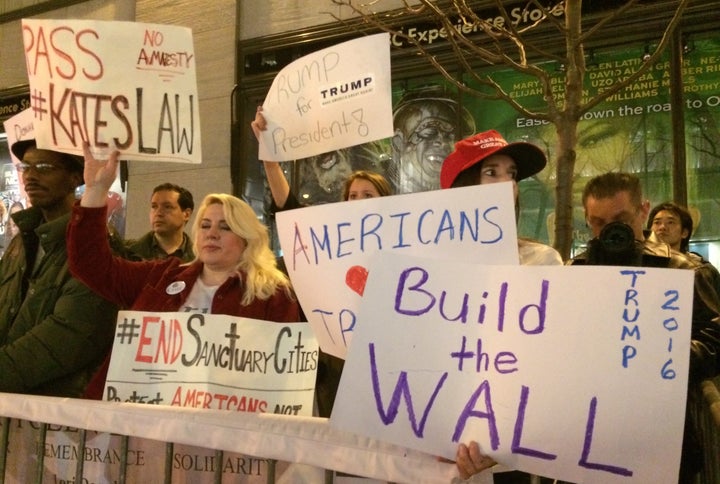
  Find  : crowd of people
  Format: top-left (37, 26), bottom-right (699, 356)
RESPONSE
top-left (0, 100), bottom-right (718, 484)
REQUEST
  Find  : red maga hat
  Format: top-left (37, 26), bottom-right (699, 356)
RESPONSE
top-left (440, 130), bottom-right (547, 189)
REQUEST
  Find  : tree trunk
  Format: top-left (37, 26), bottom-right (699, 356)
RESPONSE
top-left (553, 0), bottom-right (583, 260)
top-left (553, 118), bottom-right (578, 260)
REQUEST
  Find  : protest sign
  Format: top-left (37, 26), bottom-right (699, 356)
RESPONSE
top-left (1, 108), bottom-right (33, 213)
top-left (257, 33), bottom-right (392, 161)
top-left (276, 182), bottom-right (520, 359)
top-left (3, 107), bottom-right (34, 163)
top-left (21, 19), bottom-right (201, 163)
top-left (331, 254), bottom-right (694, 484)
top-left (104, 311), bottom-right (318, 417)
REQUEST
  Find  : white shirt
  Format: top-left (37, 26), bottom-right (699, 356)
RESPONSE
top-left (180, 278), bottom-right (219, 313)
top-left (518, 238), bottom-right (563, 265)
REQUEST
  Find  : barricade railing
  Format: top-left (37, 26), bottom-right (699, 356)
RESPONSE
top-left (2, 391), bottom-right (713, 484)
top-left (0, 393), bottom-right (461, 484)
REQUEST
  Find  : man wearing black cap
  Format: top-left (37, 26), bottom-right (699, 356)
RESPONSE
top-left (0, 139), bottom-right (118, 396)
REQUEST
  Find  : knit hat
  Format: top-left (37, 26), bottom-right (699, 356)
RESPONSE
top-left (440, 130), bottom-right (547, 189)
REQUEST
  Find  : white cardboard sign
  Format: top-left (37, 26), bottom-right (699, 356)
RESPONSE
top-left (21, 19), bottom-right (201, 163)
top-left (331, 254), bottom-right (693, 484)
top-left (3, 108), bottom-right (35, 163)
top-left (104, 311), bottom-right (318, 416)
top-left (258, 33), bottom-right (393, 161)
top-left (276, 183), bottom-right (520, 358)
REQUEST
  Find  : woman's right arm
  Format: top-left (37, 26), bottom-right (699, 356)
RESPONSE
top-left (251, 106), bottom-right (291, 209)
top-left (263, 161), bottom-right (291, 209)
top-left (67, 145), bottom-right (154, 307)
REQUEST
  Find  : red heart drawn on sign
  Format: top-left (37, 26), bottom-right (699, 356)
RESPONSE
top-left (346, 265), bottom-right (369, 296)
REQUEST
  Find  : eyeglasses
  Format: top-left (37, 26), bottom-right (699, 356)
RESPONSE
top-left (16, 162), bottom-right (63, 174)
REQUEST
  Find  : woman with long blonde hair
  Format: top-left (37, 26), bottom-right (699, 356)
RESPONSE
top-left (67, 144), bottom-right (299, 398)
top-left (189, 193), bottom-right (293, 305)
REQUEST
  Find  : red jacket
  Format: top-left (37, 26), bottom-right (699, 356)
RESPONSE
top-left (67, 204), bottom-right (300, 398)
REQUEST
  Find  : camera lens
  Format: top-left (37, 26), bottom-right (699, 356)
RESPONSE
top-left (599, 222), bottom-right (635, 253)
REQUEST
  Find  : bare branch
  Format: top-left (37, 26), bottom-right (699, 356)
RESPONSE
top-left (329, 0), bottom-right (564, 120)
top-left (580, 0), bottom-right (690, 114)
top-left (324, 0), bottom-right (690, 260)
top-left (580, 0), bottom-right (640, 43)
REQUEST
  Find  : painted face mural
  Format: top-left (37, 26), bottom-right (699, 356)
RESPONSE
top-left (390, 85), bottom-right (475, 194)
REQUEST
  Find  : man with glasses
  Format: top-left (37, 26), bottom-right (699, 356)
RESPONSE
top-left (0, 138), bottom-right (118, 397)
top-left (570, 172), bottom-right (720, 483)
top-left (125, 182), bottom-right (195, 262)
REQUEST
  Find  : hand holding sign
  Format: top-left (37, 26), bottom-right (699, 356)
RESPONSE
top-left (81, 142), bottom-right (121, 208)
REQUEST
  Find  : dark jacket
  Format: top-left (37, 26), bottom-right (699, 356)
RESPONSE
top-left (571, 238), bottom-right (720, 481)
top-left (125, 230), bottom-right (195, 262)
top-left (0, 207), bottom-right (117, 396)
top-left (270, 190), bottom-right (304, 214)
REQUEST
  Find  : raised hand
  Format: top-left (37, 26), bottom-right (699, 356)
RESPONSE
top-left (80, 142), bottom-right (120, 208)
top-left (250, 105), bottom-right (267, 140)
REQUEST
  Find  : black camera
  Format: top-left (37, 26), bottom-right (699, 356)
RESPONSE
top-left (585, 222), bottom-right (644, 266)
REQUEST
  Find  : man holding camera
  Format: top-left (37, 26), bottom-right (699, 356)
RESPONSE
top-left (569, 171), bottom-right (720, 483)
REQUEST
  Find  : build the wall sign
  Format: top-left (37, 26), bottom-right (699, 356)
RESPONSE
top-left (331, 254), bottom-right (693, 484)
top-left (20, 19), bottom-right (201, 163)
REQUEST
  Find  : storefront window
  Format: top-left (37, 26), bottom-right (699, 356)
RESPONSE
top-left (238, 26), bottom-right (720, 265)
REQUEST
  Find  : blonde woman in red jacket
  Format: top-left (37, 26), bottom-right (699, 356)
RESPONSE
top-left (68, 144), bottom-right (299, 398)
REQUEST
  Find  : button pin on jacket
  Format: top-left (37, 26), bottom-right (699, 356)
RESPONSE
top-left (166, 281), bottom-right (186, 295)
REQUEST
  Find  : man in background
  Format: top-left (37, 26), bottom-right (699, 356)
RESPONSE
top-left (648, 201), bottom-right (720, 482)
top-left (571, 173), bottom-right (720, 483)
top-left (647, 201), bottom-right (720, 303)
top-left (648, 201), bottom-right (694, 253)
top-left (0, 139), bottom-right (117, 396)
top-left (126, 182), bottom-right (195, 262)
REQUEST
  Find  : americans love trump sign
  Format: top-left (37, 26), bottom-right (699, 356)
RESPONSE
top-left (275, 183), bottom-right (520, 359)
